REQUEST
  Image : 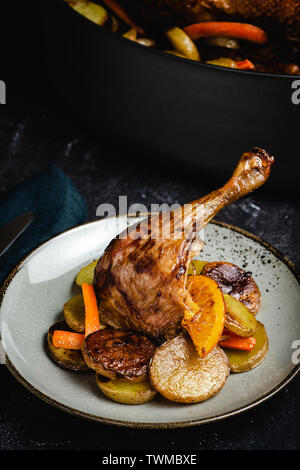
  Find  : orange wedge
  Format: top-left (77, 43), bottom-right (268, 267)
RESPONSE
top-left (182, 275), bottom-right (225, 358)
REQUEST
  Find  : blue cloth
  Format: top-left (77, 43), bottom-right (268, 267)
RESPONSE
top-left (0, 164), bottom-right (87, 284)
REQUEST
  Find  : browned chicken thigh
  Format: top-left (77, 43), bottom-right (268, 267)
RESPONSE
top-left (120, 0), bottom-right (300, 38)
top-left (94, 148), bottom-right (274, 343)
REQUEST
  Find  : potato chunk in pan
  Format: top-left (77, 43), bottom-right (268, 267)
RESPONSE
top-left (75, 260), bottom-right (98, 286)
top-left (96, 375), bottom-right (157, 405)
top-left (63, 293), bottom-right (85, 333)
top-left (224, 321), bottom-right (268, 373)
top-left (224, 293), bottom-right (257, 337)
top-left (150, 336), bottom-right (229, 403)
top-left (47, 321), bottom-right (89, 372)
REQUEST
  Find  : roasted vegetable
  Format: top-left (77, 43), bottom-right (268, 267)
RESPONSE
top-left (82, 329), bottom-right (156, 381)
top-left (206, 58), bottom-right (255, 70)
top-left (183, 275), bottom-right (225, 357)
top-left (96, 375), bottom-right (157, 404)
top-left (68, 1), bottom-right (108, 25)
top-left (184, 22), bottom-right (268, 44)
top-left (123, 27), bottom-right (137, 41)
top-left (82, 283), bottom-right (102, 336)
top-left (187, 259), bottom-right (208, 276)
top-left (136, 38), bottom-right (156, 47)
top-left (47, 322), bottom-right (89, 372)
top-left (150, 336), bottom-right (229, 403)
top-left (224, 293), bottom-right (257, 337)
top-left (75, 260), bottom-right (98, 286)
top-left (206, 57), bottom-right (238, 68)
top-left (64, 293), bottom-right (85, 333)
top-left (166, 27), bottom-right (200, 61)
top-left (52, 329), bottom-right (84, 349)
top-left (164, 50), bottom-right (187, 58)
top-left (202, 261), bottom-right (261, 314)
top-left (205, 36), bottom-right (240, 49)
top-left (101, 0), bottom-right (144, 34)
top-left (224, 321), bottom-right (268, 372)
top-left (219, 329), bottom-right (256, 351)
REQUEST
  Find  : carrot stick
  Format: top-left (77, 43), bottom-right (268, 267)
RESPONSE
top-left (82, 282), bottom-right (101, 337)
top-left (184, 22), bottom-right (268, 45)
top-left (101, 0), bottom-right (144, 35)
top-left (52, 330), bottom-right (84, 349)
top-left (219, 329), bottom-right (256, 351)
top-left (237, 59), bottom-right (255, 70)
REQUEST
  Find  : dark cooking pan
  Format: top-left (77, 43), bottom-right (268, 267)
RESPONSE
top-left (43, 0), bottom-right (300, 186)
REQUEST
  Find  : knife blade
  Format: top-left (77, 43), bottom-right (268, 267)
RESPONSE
top-left (0, 212), bottom-right (34, 257)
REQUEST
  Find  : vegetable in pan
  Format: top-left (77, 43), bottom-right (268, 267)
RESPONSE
top-left (65, 0), bottom-right (300, 74)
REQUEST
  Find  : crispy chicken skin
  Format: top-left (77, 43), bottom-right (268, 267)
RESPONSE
top-left (120, 0), bottom-right (300, 38)
top-left (94, 148), bottom-right (274, 343)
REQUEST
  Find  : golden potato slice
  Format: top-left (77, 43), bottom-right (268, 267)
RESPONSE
top-left (225, 321), bottom-right (268, 373)
top-left (202, 262), bottom-right (261, 314)
top-left (149, 336), bottom-right (229, 403)
top-left (187, 260), bottom-right (208, 276)
top-left (166, 27), bottom-right (200, 61)
top-left (68, 1), bottom-right (108, 26)
top-left (75, 260), bottom-right (98, 286)
top-left (224, 293), bottom-right (257, 337)
top-left (63, 293), bottom-right (85, 333)
top-left (96, 375), bottom-right (157, 405)
top-left (47, 322), bottom-right (89, 372)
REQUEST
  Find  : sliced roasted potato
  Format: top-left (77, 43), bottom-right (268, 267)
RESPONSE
top-left (166, 27), bottom-right (200, 61)
top-left (96, 375), bottom-right (157, 404)
top-left (150, 336), bottom-right (229, 403)
top-left (164, 49), bottom-right (187, 58)
top-left (183, 275), bottom-right (225, 357)
top-left (224, 293), bottom-right (257, 337)
top-left (82, 329), bottom-right (156, 382)
top-left (202, 261), bottom-right (261, 314)
top-left (123, 27), bottom-right (137, 41)
top-left (75, 260), bottom-right (98, 286)
top-left (224, 321), bottom-right (268, 373)
top-left (47, 321), bottom-right (89, 372)
top-left (63, 293), bottom-right (85, 333)
top-left (187, 260), bottom-right (208, 276)
top-left (64, 292), bottom-right (106, 333)
top-left (68, 1), bottom-right (108, 26)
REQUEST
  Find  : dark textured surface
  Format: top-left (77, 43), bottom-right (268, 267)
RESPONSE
top-left (1, 3), bottom-right (300, 449)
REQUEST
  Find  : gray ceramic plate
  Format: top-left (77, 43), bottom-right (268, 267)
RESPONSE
top-left (0, 216), bottom-right (299, 428)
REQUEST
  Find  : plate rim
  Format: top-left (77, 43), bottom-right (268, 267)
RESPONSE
top-left (1, 216), bottom-right (299, 429)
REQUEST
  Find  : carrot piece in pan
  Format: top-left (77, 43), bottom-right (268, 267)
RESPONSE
top-left (219, 329), bottom-right (256, 351)
top-left (82, 282), bottom-right (101, 337)
top-left (184, 22), bottom-right (268, 45)
top-left (52, 330), bottom-right (84, 349)
top-left (101, 0), bottom-right (144, 35)
top-left (237, 59), bottom-right (255, 70)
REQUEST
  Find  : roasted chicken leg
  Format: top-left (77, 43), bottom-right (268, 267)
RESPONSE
top-left (94, 148), bottom-right (274, 343)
